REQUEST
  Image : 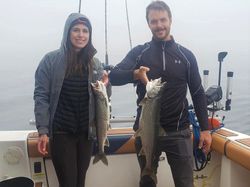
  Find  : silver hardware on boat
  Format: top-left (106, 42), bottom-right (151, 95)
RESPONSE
top-left (29, 117), bottom-right (136, 127)
top-left (29, 119), bottom-right (36, 126)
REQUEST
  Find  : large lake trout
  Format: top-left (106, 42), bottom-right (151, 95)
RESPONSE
top-left (91, 81), bottom-right (110, 166)
top-left (135, 78), bottom-right (166, 183)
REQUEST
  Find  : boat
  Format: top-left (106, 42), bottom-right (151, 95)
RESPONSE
top-left (1, 1), bottom-right (249, 186)
top-left (0, 117), bottom-right (250, 187)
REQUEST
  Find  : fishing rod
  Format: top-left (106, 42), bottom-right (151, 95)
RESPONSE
top-left (78, 0), bottom-right (82, 13)
top-left (78, 0), bottom-right (111, 69)
top-left (125, 0), bottom-right (132, 49)
top-left (105, 0), bottom-right (109, 66)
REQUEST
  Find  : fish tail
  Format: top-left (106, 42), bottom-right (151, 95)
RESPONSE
top-left (134, 128), bottom-right (142, 138)
top-left (93, 153), bottom-right (108, 166)
top-left (105, 138), bottom-right (109, 147)
top-left (141, 168), bottom-right (157, 184)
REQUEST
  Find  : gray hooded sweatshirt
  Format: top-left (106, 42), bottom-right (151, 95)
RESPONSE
top-left (34, 13), bottom-right (104, 139)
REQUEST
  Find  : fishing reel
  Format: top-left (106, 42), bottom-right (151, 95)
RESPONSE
top-left (103, 64), bottom-right (114, 71)
top-left (205, 85), bottom-right (222, 106)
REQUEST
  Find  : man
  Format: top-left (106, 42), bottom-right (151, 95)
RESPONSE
top-left (109, 1), bottom-right (212, 187)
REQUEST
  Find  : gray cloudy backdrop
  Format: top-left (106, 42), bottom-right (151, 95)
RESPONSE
top-left (0, 0), bottom-right (249, 131)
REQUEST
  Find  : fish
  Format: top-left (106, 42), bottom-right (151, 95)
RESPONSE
top-left (91, 80), bottom-right (110, 166)
top-left (135, 78), bottom-right (166, 184)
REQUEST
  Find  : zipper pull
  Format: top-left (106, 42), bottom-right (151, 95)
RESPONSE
top-left (162, 44), bottom-right (166, 71)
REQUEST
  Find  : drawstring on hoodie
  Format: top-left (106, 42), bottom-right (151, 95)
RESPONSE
top-left (162, 42), bottom-right (166, 71)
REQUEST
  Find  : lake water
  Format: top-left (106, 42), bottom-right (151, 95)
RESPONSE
top-left (0, 60), bottom-right (249, 135)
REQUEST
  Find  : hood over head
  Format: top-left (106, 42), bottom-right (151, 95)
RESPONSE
top-left (61, 13), bottom-right (93, 51)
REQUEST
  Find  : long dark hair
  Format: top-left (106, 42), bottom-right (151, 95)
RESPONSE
top-left (65, 19), bottom-right (97, 77)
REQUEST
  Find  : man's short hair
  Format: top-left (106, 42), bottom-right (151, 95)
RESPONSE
top-left (146, 1), bottom-right (172, 22)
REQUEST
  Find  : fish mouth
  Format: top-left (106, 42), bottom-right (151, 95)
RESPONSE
top-left (91, 82), bottom-right (97, 87)
top-left (91, 81), bottom-right (100, 88)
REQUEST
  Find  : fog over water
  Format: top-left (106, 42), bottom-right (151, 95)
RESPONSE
top-left (0, 0), bottom-right (249, 134)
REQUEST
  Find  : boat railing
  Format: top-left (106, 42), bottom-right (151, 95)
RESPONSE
top-left (29, 116), bottom-right (136, 126)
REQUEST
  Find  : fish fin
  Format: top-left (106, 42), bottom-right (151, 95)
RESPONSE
top-left (105, 138), bottom-right (109, 147)
top-left (106, 121), bottom-right (111, 130)
top-left (93, 153), bottom-right (108, 166)
top-left (158, 126), bottom-right (167, 136)
top-left (139, 98), bottom-right (147, 106)
top-left (101, 154), bottom-right (109, 166)
top-left (91, 82), bottom-right (97, 88)
top-left (134, 128), bottom-right (142, 137)
top-left (104, 97), bottom-right (109, 107)
top-left (138, 148), bottom-right (145, 156)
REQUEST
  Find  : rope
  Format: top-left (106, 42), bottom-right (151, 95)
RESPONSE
top-left (189, 111), bottom-right (210, 171)
top-left (125, 0), bottom-right (132, 49)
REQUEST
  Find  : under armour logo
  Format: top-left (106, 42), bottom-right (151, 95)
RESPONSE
top-left (175, 60), bottom-right (181, 64)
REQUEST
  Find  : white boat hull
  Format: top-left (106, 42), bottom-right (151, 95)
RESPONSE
top-left (1, 127), bottom-right (250, 187)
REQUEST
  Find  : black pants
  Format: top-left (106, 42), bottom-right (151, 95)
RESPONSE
top-left (135, 128), bottom-right (193, 187)
top-left (50, 132), bottom-right (93, 187)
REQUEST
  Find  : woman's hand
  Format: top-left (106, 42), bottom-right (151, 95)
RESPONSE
top-left (37, 134), bottom-right (49, 155)
top-left (101, 70), bottom-right (109, 86)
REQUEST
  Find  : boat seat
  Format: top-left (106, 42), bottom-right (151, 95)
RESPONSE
top-left (27, 128), bottom-right (136, 158)
top-left (0, 177), bottom-right (34, 187)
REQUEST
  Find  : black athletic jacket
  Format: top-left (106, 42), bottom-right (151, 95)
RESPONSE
top-left (109, 37), bottom-right (208, 132)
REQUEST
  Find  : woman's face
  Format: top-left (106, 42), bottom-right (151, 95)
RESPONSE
top-left (70, 23), bottom-right (90, 51)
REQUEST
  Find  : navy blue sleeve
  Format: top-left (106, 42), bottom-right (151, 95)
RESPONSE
top-left (185, 49), bottom-right (209, 131)
top-left (109, 45), bottom-right (145, 86)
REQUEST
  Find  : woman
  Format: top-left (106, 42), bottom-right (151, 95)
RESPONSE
top-left (34, 13), bottom-right (109, 187)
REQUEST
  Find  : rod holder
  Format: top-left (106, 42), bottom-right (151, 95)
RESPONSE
top-left (225, 71), bottom-right (234, 111)
top-left (203, 70), bottom-right (209, 91)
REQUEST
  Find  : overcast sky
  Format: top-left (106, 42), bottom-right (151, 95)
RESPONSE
top-left (0, 0), bottom-right (249, 130)
top-left (0, 0), bottom-right (249, 82)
